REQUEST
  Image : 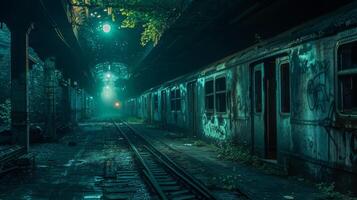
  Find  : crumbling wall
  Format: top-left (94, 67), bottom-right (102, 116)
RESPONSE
top-left (0, 24), bottom-right (11, 129)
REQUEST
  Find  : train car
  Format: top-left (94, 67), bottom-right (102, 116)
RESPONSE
top-left (126, 4), bottom-right (357, 187)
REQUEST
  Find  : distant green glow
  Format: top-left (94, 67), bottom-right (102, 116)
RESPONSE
top-left (106, 72), bottom-right (111, 79)
top-left (101, 85), bottom-right (114, 100)
top-left (102, 23), bottom-right (111, 33)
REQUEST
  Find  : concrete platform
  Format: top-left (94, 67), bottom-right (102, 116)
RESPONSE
top-left (0, 122), bottom-right (150, 200)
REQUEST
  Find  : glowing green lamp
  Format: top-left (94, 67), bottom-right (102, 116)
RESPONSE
top-left (102, 23), bottom-right (111, 33)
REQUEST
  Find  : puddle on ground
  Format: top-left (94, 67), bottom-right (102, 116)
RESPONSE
top-left (83, 193), bottom-right (102, 200)
top-left (63, 159), bottom-right (87, 167)
top-left (36, 165), bottom-right (49, 168)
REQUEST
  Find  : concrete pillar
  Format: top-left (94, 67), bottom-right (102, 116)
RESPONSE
top-left (44, 57), bottom-right (57, 140)
top-left (10, 24), bottom-right (33, 152)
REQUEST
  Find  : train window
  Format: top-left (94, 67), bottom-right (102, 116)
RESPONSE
top-left (338, 42), bottom-right (357, 114)
top-left (170, 88), bottom-right (181, 111)
top-left (255, 70), bottom-right (262, 113)
top-left (175, 89), bottom-right (181, 99)
top-left (216, 77), bottom-right (226, 91)
top-left (175, 89), bottom-right (181, 111)
top-left (280, 63), bottom-right (290, 113)
top-left (170, 90), bottom-right (176, 111)
top-left (205, 80), bottom-right (214, 112)
top-left (154, 94), bottom-right (158, 111)
top-left (215, 77), bottom-right (227, 113)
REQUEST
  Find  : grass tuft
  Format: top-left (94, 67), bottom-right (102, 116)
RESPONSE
top-left (216, 142), bottom-right (285, 175)
top-left (316, 182), bottom-right (357, 200)
top-left (125, 116), bottom-right (144, 123)
top-left (193, 140), bottom-right (207, 147)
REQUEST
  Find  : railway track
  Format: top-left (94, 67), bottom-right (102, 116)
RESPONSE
top-left (113, 120), bottom-right (217, 200)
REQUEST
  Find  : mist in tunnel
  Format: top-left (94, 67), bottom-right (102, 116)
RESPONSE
top-left (92, 62), bottom-right (129, 119)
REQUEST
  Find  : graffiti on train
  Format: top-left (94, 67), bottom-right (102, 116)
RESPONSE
top-left (293, 44), bottom-right (333, 115)
top-left (306, 60), bottom-right (330, 112)
top-left (202, 114), bottom-right (228, 139)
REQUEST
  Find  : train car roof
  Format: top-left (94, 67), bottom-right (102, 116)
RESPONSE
top-left (137, 2), bottom-right (357, 97)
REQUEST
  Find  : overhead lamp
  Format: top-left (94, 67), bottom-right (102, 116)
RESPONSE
top-left (102, 23), bottom-right (111, 33)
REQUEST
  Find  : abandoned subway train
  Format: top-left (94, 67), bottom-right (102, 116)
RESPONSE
top-left (124, 4), bottom-right (357, 188)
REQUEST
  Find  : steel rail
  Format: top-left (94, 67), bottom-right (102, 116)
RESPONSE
top-left (113, 120), bottom-right (168, 200)
top-left (114, 120), bottom-right (218, 200)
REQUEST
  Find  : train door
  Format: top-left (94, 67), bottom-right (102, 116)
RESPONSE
top-left (252, 63), bottom-right (266, 157)
top-left (276, 57), bottom-right (291, 160)
top-left (265, 59), bottom-right (277, 160)
top-left (161, 90), bottom-right (167, 125)
top-left (187, 81), bottom-right (197, 137)
top-left (252, 60), bottom-right (277, 159)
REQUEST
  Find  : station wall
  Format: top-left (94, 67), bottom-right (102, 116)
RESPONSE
top-left (0, 23), bottom-right (93, 137)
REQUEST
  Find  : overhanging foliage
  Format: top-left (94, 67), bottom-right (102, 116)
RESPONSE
top-left (69, 0), bottom-right (187, 46)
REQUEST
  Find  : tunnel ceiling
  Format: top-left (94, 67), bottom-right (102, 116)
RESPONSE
top-left (66, 0), bottom-right (192, 91)
top-left (0, 0), bottom-right (92, 91)
top-left (125, 0), bottom-right (354, 96)
top-left (0, 0), bottom-right (355, 96)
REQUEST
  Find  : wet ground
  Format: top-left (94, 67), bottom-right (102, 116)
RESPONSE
top-left (0, 121), bottom-right (331, 200)
top-left (0, 122), bottom-right (151, 200)
top-left (131, 123), bottom-right (324, 200)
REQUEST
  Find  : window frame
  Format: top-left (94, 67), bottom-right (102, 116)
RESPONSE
top-left (278, 59), bottom-right (291, 116)
top-left (153, 93), bottom-right (159, 112)
top-left (170, 89), bottom-right (176, 111)
top-left (335, 37), bottom-right (357, 118)
top-left (215, 76), bottom-right (228, 114)
top-left (204, 75), bottom-right (228, 114)
top-left (170, 87), bottom-right (181, 112)
top-left (175, 88), bottom-right (181, 111)
top-left (204, 78), bottom-right (215, 113)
